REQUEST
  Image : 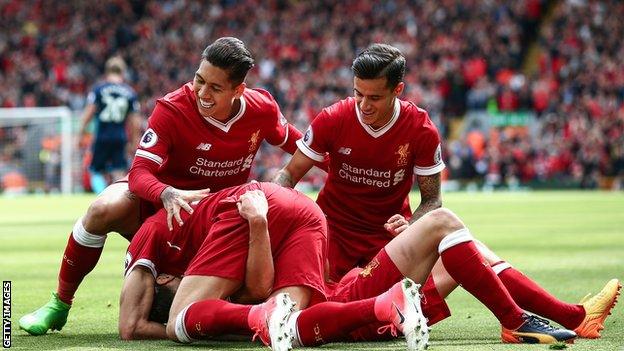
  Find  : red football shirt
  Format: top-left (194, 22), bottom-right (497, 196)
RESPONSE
top-left (297, 97), bottom-right (444, 239)
top-left (124, 213), bottom-right (197, 278)
top-left (129, 83), bottom-right (296, 203)
top-left (124, 182), bottom-right (327, 279)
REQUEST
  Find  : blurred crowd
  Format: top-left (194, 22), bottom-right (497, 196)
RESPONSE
top-left (1, 0), bottom-right (623, 192)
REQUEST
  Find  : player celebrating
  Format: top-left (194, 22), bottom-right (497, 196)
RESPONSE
top-left (117, 181), bottom-right (429, 351)
top-left (274, 43), bottom-right (445, 281)
top-left (118, 182), bottom-right (327, 340)
top-left (78, 56), bottom-right (142, 194)
top-left (19, 37), bottom-right (307, 336)
top-left (273, 43), bottom-right (620, 343)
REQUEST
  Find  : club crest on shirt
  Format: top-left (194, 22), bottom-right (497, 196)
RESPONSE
top-left (248, 129), bottom-right (261, 152)
top-left (359, 258), bottom-right (380, 278)
top-left (395, 143), bottom-right (410, 167)
top-left (303, 127), bottom-right (313, 146)
top-left (139, 128), bottom-right (158, 148)
top-left (434, 143), bottom-right (442, 164)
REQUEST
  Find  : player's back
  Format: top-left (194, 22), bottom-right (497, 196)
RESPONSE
top-left (90, 81), bottom-right (139, 142)
top-left (131, 182), bottom-right (326, 277)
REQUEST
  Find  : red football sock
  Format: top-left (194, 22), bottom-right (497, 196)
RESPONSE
top-left (439, 229), bottom-right (525, 329)
top-left (183, 299), bottom-right (251, 339)
top-left (297, 298), bottom-right (377, 346)
top-left (494, 264), bottom-right (585, 329)
top-left (57, 233), bottom-right (103, 304)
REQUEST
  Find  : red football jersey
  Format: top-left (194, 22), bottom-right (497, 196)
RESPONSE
top-left (296, 97), bottom-right (444, 237)
top-left (124, 182), bottom-right (327, 280)
top-left (131, 83), bottom-right (292, 202)
top-left (124, 212), bottom-right (198, 278)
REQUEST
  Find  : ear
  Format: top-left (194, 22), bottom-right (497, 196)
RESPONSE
top-left (393, 82), bottom-right (405, 96)
top-left (234, 82), bottom-right (246, 98)
top-left (156, 274), bottom-right (174, 285)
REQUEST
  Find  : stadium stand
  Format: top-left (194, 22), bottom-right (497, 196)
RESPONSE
top-left (1, 0), bottom-right (622, 192)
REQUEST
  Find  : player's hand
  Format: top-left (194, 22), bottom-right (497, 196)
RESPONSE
top-left (236, 190), bottom-right (268, 222)
top-left (160, 186), bottom-right (211, 230)
top-left (384, 214), bottom-right (409, 237)
top-left (77, 133), bottom-right (91, 150)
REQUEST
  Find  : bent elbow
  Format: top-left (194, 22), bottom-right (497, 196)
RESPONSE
top-left (119, 323), bottom-right (138, 340)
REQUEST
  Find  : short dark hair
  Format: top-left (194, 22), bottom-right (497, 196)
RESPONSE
top-left (351, 44), bottom-right (406, 89)
top-left (201, 37), bottom-right (254, 86)
top-left (148, 284), bottom-right (176, 324)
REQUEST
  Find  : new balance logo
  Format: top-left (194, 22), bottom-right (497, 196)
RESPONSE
top-left (196, 143), bottom-right (212, 151)
top-left (338, 147), bottom-right (351, 155)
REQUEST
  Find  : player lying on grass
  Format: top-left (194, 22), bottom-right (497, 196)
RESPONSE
top-left (273, 42), bottom-right (620, 344)
top-left (118, 182), bottom-right (430, 349)
top-left (19, 37), bottom-right (316, 336)
top-left (119, 186), bottom-right (581, 348)
top-left (118, 181), bottom-right (327, 339)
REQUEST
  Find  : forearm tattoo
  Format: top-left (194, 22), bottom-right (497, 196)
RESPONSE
top-left (272, 170), bottom-right (295, 188)
top-left (160, 186), bottom-right (176, 203)
top-left (410, 173), bottom-right (442, 223)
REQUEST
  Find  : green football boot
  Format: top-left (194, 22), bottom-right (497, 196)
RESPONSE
top-left (19, 292), bottom-right (70, 335)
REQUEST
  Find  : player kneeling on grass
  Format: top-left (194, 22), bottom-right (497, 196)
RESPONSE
top-left (19, 37), bottom-right (314, 337)
top-left (272, 42), bottom-right (620, 344)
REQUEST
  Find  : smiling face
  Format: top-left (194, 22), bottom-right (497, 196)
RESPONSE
top-left (353, 77), bottom-right (404, 129)
top-left (193, 60), bottom-right (245, 121)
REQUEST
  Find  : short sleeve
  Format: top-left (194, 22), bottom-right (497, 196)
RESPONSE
top-left (134, 101), bottom-right (175, 167)
top-left (124, 220), bottom-right (167, 277)
top-left (262, 94), bottom-right (289, 147)
top-left (413, 113), bottom-right (445, 176)
top-left (295, 109), bottom-right (334, 162)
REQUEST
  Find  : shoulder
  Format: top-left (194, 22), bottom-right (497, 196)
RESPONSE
top-left (313, 97), bottom-right (355, 127)
top-left (154, 83), bottom-right (194, 115)
top-left (143, 212), bottom-right (170, 236)
top-left (400, 100), bottom-right (438, 133)
top-left (243, 88), bottom-right (284, 125)
top-left (120, 82), bottom-right (138, 97)
top-left (322, 97), bottom-right (355, 117)
top-left (90, 81), bottom-right (107, 95)
top-left (160, 82), bottom-right (193, 106)
top-left (243, 88), bottom-right (278, 109)
top-left (399, 100), bottom-right (428, 120)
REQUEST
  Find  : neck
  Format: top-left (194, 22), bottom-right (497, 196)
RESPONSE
top-left (209, 98), bottom-right (241, 122)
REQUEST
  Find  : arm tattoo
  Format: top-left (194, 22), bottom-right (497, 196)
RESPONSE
top-left (160, 186), bottom-right (175, 203)
top-left (410, 173), bottom-right (442, 223)
top-left (272, 170), bottom-right (295, 188)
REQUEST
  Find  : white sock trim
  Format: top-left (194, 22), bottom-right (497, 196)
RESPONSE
top-left (174, 304), bottom-right (196, 343)
top-left (492, 262), bottom-right (513, 275)
top-left (287, 310), bottom-right (303, 347)
top-left (72, 217), bottom-right (106, 248)
top-left (438, 228), bottom-right (473, 253)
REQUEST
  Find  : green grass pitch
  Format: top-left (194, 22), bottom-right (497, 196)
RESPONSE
top-left (1, 191), bottom-right (623, 350)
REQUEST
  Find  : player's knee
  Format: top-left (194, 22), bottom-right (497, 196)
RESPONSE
top-left (84, 197), bottom-right (121, 233)
top-left (425, 208), bottom-right (464, 238)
